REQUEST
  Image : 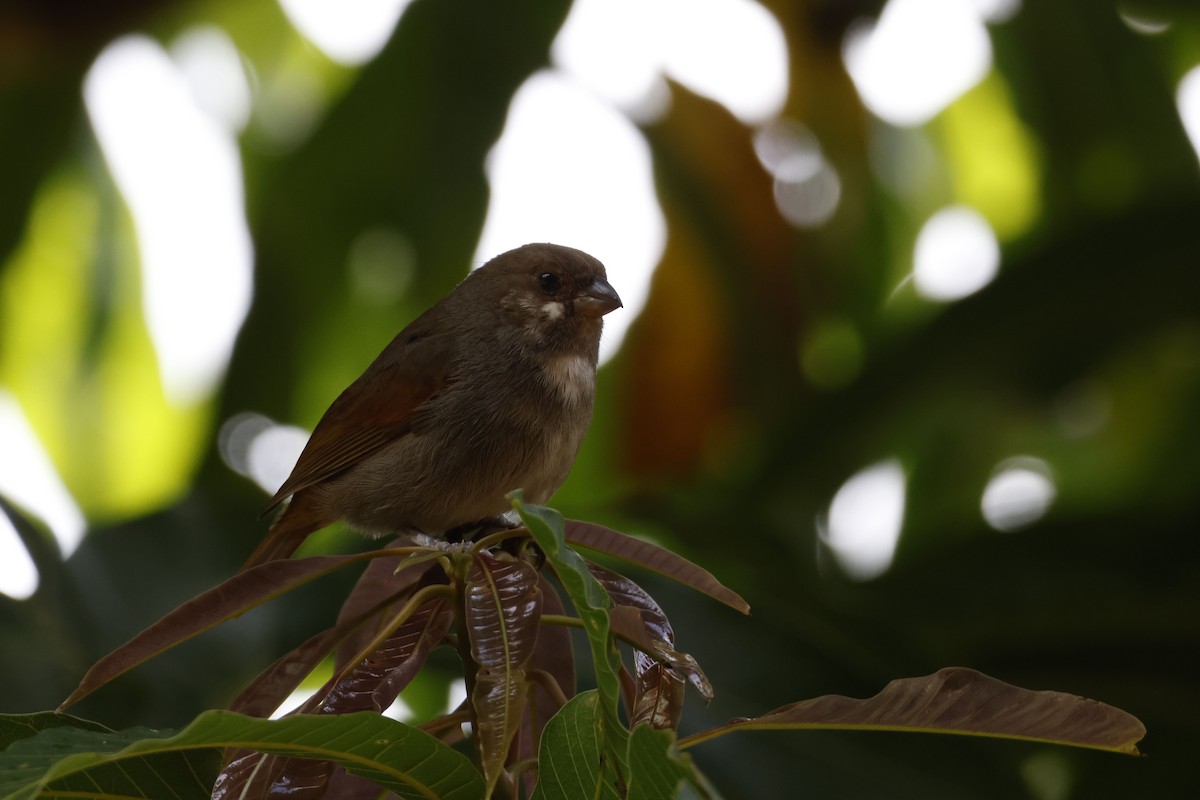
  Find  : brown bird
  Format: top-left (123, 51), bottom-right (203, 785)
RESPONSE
top-left (241, 243), bottom-right (621, 570)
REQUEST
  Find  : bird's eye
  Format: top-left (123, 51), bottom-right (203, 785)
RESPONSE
top-left (538, 272), bottom-right (561, 294)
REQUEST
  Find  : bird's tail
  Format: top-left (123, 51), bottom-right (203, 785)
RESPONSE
top-left (240, 492), bottom-right (330, 572)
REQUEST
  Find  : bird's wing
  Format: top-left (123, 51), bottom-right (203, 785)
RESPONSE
top-left (265, 322), bottom-right (456, 511)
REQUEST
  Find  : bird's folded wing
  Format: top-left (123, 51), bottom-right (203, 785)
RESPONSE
top-left (265, 325), bottom-right (456, 511)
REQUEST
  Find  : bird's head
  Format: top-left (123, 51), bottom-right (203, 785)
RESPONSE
top-left (485, 243), bottom-right (622, 358)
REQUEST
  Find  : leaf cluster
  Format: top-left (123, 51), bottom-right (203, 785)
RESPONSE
top-left (1, 499), bottom-right (1143, 799)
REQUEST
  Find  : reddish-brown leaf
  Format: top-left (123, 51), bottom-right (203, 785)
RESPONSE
top-left (565, 520), bottom-right (749, 615)
top-left (326, 768), bottom-right (400, 799)
top-left (680, 667), bottom-right (1147, 755)
top-left (318, 595), bottom-right (453, 715)
top-left (59, 548), bottom-right (410, 711)
top-left (218, 595), bottom-right (453, 799)
top-left (590, 564), bottom-right (712, 703)
top-left (229, 604), bottom-right (378, 718)
top-left (213, 751), bottom-right (325, 800)
top-left (465, 552), bottom-right (542, 794)
top-left (335, 542), bottom-right (443, 671)
top-left (631, 663), bottom-right (687, 731)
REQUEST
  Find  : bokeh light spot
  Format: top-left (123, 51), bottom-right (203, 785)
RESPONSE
top-left (0, 513), bottom-right (38, 600)
top-left (1176, 64), bottom-right (1200, 166)
top-left (970, 0), bottom-right (1021, 23)
top-left (1118, 4), bottom-right (1171, 35)
top-left (659, 0), bottom-right (789, 124)
top-left (913, 205), bottom-right (1000, 301)
top-left (844, 0), bottom-right (993, 127)
top-left (553, 0), bottom-right (788, 124)
top-left (219, 412), bottom-right (309, 495)
top-left (756, 120), bottom-right (842, 228)
top-left (0, 391), bottom-right (86, 599)
top-left (85, 36), bottom-right (253, 406)
top-left (981, 456), bottom-right (1056, 532)
top-left (169, 26), bottom-right (252, 132)
top-left (820, 459), bottom-right (906, 580)
top-left (277, 0), bottom-right (412, 65)
top-left (474, 71), bottom-right (666, 364)
top-left (939, 73), bottom-right (1042, 240)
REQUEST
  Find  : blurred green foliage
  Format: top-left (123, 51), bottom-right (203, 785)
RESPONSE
top-left (2, 0), bottom-right (1199, 797)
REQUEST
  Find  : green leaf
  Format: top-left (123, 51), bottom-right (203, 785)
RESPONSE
top-left (531, 691), bottom-right (621, 800)
top-left (533, 697), bottom-right (703, 800)
top-left (0, 713), bottom-right (110, 752)
top-left (1, 710), bottom-right (484, 800)
top-left (626, 725), bottom-right (699, 800)
top-left (0, 724), bottom-right (218, 800)
top-left (679, 667), bottom-right (1147, 755)
top-left (512, 497), bottom-right (630, 776)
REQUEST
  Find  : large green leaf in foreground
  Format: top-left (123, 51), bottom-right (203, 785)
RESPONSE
top-left (0, 710), bottom-right (483, 800)
top-left (532, 692), bottom-right (701, 800)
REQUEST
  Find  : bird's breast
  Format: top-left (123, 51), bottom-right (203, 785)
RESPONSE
top-left (540, 352), bottom-right (595, 408)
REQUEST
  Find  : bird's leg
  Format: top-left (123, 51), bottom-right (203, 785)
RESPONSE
top-left (444, 516), bottom-right (518, 544)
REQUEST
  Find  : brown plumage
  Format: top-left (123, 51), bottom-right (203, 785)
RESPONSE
top-left (241, 243), bottom-right (621, 570)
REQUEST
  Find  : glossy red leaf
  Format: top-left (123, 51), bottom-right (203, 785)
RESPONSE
top-left (219, 595), bottom-right (453, 798)
top-left (465, 551), bottom-right (542, 795)
top-left (229, 607), bottom-right (373, 718)
top-left (59, 548), bottom-right (411, 712)
top-left (319, 596), bottom-right (453, 715)
top-left (630, 663), bottom-right (687, 731)
top-left (565, 520), bottom-right (749, 615)
top-left (335, 541), bottom-right (443, 671)
top-left (590, 563), bottom-right (712, 703)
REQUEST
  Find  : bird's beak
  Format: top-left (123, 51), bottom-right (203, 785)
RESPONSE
top-left (575, 277), bottom-right (623, 318)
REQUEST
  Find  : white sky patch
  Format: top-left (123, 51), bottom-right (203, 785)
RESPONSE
top-left (277, 0), bottom-right (414, 65)
top-left (553, 0), bottom-right (788, 124)
top-left (982, 456), bottom-right (1056, 532)
top-left (474, 71), bottom-right (666, 364)
top-left (446, 677), bottom-right (468, 713)
top-left (820, 459), bottom-right (906, 580)
top-left (0, 513), bottom-right (38, 600)
top-left (1177, 64), bottom-right (1200, 166)
top-left (270, 685), bottom-right (318, 719)
top-left (384, 696), bottom-right (414, 722)
top-left (843, 0), bottom-right (992, 127)
top-left (0, 391), bottom-right (87, 598)
top-left (85, 36), bottom-right (253, 406)
top-left (912, 205), bottom-right (1000, 301)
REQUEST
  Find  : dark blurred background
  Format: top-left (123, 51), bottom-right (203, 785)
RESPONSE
top-left (2, 0), bottom-right (1199, 797)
